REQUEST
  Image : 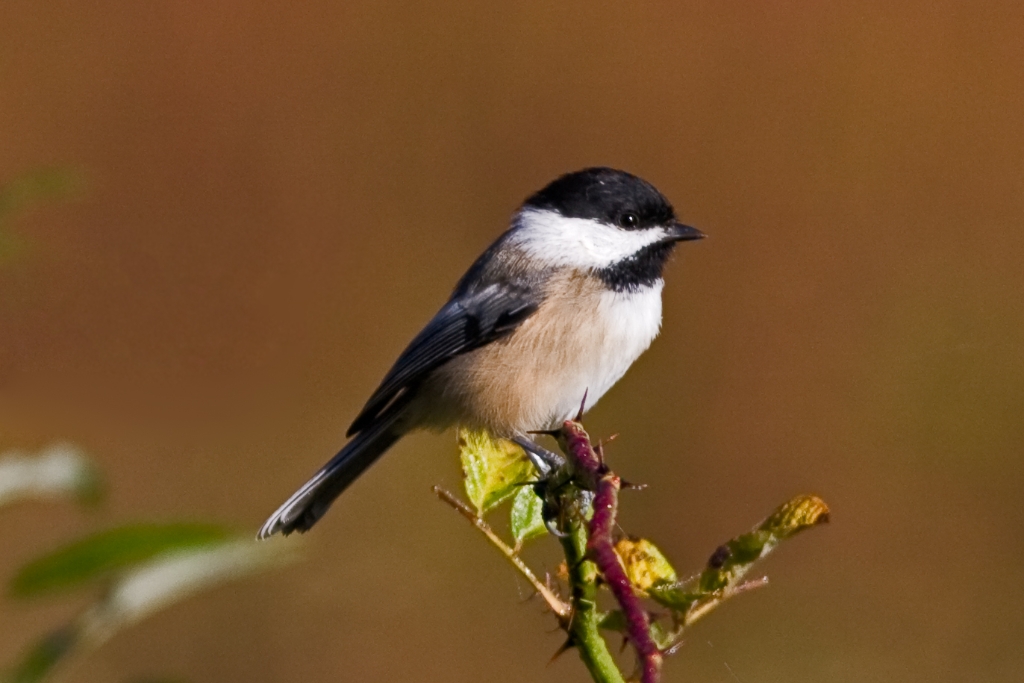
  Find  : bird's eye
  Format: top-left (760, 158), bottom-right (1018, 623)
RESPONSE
top-left (619, 212), bottom-right (639, 228)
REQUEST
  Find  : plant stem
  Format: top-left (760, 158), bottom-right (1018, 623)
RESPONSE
top-left (432, 486), bottom-right (569, 620)
top-left (559, 511), bottom-right (625, 683)
top-left (559, 420), bottom-right (661, 682)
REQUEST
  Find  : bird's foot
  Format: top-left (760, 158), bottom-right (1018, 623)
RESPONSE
top-left (513, 435), bottom-right (566, 476)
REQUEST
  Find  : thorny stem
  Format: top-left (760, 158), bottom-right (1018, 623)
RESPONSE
top-left (433, 483), bottom-right (624, 682)
top-left (439, 419), bottom-right (828, 683)
top-left (432, 486), bottom-right (569, 621)
top-left (559, 422), bottom-right (662, 683)
top-left (558, 509), bottom-right (626, 683)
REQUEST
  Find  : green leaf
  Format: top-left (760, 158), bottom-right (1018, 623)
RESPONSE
top-left (458, 427), bottom-right (535, 515)
top-left (510, 485), bottom-right (547, 546)
top-left (9, 523), bottom-right (230, 598)
top-left (645, 583), bottom-right (706, 614)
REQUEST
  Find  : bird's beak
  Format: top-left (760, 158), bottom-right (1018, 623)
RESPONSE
top-left (664, 221), bottom-right (706, 243)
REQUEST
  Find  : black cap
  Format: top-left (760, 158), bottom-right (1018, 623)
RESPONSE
top-left (524, 167), bottom-right (676, 230)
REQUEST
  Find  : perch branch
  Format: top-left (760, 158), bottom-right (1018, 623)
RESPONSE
top-left (432, 485), bottom-right (569, 621)
top-left (559, 421), bottom-right (662, 683)
top-left (558, 511), bottom-right (626, 683)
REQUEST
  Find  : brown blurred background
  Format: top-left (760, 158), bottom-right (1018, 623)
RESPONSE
top-left (2, 2), bottom-right (1023, 682)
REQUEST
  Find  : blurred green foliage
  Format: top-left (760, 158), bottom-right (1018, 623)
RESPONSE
top-left (10, 523), bottom-right (230, 598)
top-left (0, 445), bottom-right (298, 683)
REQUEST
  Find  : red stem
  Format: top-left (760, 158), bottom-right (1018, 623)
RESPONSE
top-left (560, 421), bottom-right (663, 683)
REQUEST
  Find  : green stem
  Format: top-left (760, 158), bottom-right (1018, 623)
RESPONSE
top-left (559, 513), bottom-right (625, 683)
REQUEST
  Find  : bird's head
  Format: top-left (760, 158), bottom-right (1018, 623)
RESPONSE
top-left (511, 167), bottom-right (705, 291)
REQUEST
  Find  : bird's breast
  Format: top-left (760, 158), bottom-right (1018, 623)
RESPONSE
top-left (422, 273), bottom-right (664, 434)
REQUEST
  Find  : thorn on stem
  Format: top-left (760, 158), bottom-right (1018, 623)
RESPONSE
top-left (548, 637), bottom-right (576, 664)
top-left (575, 389), bottom-right (589, 422)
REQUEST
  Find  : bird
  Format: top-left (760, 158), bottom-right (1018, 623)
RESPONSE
top-left (258, 167), bottom-right (704, 539)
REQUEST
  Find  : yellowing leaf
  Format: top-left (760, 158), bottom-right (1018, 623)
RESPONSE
top-left (614, 537), bottom-right (678, 592)
top-left (458, 427), bottom-right (534, 515)
top-left (761, 494), bottom-right (831, 538)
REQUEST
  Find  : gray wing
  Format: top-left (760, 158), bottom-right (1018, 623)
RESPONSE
top-left (346, 283), bottom-right (538, 436)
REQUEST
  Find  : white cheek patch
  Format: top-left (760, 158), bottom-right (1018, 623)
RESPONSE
top-left (510, 208), bottom-right (669, 270)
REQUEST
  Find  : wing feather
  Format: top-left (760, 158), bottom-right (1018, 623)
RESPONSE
top-left (346, 284), bottom-right (537, 436)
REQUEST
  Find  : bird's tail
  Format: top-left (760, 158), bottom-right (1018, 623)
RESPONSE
top-left (257, 409), bottom-right (406, 539)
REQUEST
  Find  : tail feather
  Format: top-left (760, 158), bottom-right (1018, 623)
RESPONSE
top-left (258, 410), bottom-right (405, 539)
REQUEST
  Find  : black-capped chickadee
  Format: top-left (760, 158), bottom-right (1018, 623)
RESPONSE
top-left (258, 167), bottom-right (704, 538)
